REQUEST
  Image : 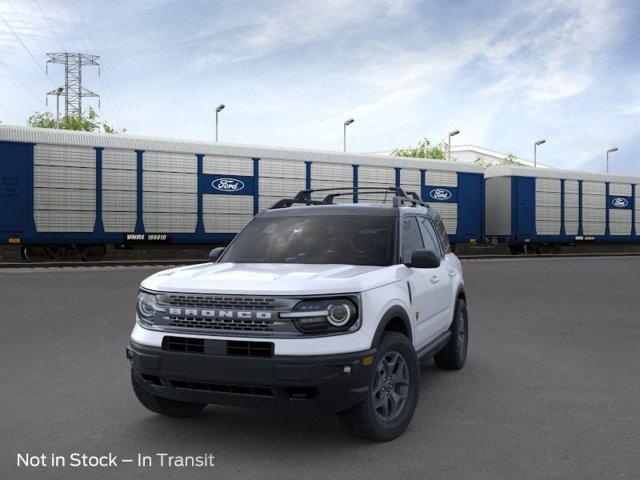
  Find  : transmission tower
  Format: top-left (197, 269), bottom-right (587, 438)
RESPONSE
top-left (46, 53), bottom-right (100, 118)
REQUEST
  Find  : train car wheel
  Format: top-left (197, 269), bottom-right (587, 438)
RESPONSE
top-left (80, 244), bottom-right (107, 262)
top-left (22, 245), bottom-right (49, 263)
top-left (551, 243), bottom-right (562, 255)
top-left (538, 243), bottom-right (553, 254)
top-left (508, 244), bottom-right (524, 255)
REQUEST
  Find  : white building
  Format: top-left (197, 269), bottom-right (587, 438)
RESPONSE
top-left (450, 145), bottom-right (551, 169)
top-left (366, 145), bottom-right (552, 169)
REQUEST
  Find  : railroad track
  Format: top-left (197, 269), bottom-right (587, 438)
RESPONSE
top-left (1, 252), bottom-right (640, 268)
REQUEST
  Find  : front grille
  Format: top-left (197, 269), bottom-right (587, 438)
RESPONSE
top-left (226, 340), bottom-right (274, 357)
top-left (165, 294), bottom-right (279, 310)
top-left (170, 380), bottom-right (274, 397)
top-left (151, 292), bottom-right (301, 337)
top-left (168, 317), bottom-right (275, 332)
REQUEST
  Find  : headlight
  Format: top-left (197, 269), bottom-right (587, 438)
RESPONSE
top-left (280, 297), bottom-right (359, 334)
top-left (136, 291), bottom-right (159, 325)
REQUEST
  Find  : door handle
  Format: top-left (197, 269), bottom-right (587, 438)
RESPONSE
top-left (430, 275), bottom-right (441, 284)
top-left (448, 270), bottom-right (457, 277)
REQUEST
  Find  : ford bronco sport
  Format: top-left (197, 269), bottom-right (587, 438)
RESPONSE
top-left (127, 187), bottom-right (469, 441)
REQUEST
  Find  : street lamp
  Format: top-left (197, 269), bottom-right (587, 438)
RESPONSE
top-left (343, 118), bottom-right (355, 152)
top-left (215, 104), bottom-right (225, 142)
top-left (534, 139), bottom-right (546, 167)
top-left (606, 147), bottom-right (618, 173)
top-left (448, 129), bottom-right (460, 161)
top-left (45, 86), bottom-right (65, 128)
top-left (54, 86), bottom-right (64, 127)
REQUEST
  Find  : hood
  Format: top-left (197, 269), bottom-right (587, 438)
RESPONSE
top-left (141, 262), bottom-right (403, 295)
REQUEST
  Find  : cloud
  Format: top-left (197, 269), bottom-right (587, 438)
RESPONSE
top-left (0, 0), bottom-right (638, 173)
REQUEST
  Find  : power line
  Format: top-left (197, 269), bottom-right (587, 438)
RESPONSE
top-left (34, 0), bottom-right (66, 52)
top-left (6, 0), bottom-right (46, 53)
top-left (61, 0), bottom-right (89, 51)
top-left (71, 0), bottom-right (96, 47)
top-left (70, 0), bottom-right (124, 129)
top-left (0, 11), bottom-right (57, 87)
top-left (0, 57), bottom-right (42, 101)
top-left (0, 102), bottom-right (24, 122)
top-left (5, 0), bottom-right (64, 85)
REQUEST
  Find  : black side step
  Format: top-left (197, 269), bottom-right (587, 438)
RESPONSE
top-left (416, 331), bottom-right (451, 361)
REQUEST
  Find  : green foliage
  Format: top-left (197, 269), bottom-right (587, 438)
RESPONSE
top-left (503, 153), bottom-right (519, 165)
top-left (474, 152), bottom-right (522, 169)
top-left (392, 138), bottom-right (450, 160)
top-left (474, 156), bottom-right (493, 169)
top-left (27, 107), bottom-right (125, 133)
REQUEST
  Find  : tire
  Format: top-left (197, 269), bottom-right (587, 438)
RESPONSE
top-left (338, 331), bottom-right (419, 442)
top-left (131, 369), bottom-right (206, 418)
top-left (434, 299), bottom-right (469, 370)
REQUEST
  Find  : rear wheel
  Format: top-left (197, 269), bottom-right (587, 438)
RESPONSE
top-left (434, 299), bottom-right (468, 370)
top-left (338, 331), bottom-right (419, 442)
top-left (131, 369), bottom-right (206, 418)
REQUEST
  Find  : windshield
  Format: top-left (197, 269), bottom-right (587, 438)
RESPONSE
top-left (221, 215), bottom-right (396, 265)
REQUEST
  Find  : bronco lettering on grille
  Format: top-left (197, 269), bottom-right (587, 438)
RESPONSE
top-left (168, 308), bottom-right (274, 319)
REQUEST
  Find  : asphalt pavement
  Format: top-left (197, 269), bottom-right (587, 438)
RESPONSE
top-left (1, 257), bottom-right (639, 480)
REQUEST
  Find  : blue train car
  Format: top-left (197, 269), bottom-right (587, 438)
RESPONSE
top-left (0, 125), bottom-right (484, 261)
top-left (485, 165), bottom-right (640, 254)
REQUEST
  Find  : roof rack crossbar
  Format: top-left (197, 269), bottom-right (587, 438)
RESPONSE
top-left (293, 186), bottom-right (403, 202)
top-left (269, 185), bottom-right (431, 210)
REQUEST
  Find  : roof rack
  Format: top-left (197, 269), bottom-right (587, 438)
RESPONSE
top-left (269, 186), bottom-right (430, 209)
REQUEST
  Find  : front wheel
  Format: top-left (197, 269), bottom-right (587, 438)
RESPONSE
top-left (338, 332), bottom-right (419, 442)
top-left (434, 298), bottom-right (469, 370)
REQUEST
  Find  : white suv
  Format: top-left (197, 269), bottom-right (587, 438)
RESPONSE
top-left (127, 187), bottom-right (469, 441)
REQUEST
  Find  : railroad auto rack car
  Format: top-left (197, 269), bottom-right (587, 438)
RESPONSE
top-left (485, 165), bottom-right (640, 254)
top-left (0, 125), bottom-right (484, 261)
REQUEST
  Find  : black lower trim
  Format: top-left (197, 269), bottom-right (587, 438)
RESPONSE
top-left (416, 331), bottom-right (451, 360)
top-left (128, 341), bottom-right (376, 414)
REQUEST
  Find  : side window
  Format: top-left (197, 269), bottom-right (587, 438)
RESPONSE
top-left (401, 217), bottom-right (424, 263)
top-left (419, 217), bottom-right (442, 257)
top-left (431, 213), bottom-right (452, 254)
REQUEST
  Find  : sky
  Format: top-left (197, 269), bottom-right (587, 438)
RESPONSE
top-left (1, 0), bottom-right (639, 174)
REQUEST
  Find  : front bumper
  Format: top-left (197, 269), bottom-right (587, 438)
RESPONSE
top-left (127, 340), bottom-right (376, 414)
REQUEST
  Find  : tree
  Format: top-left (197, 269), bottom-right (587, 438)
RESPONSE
top-left (27, 107), bottom-right (125, 133)
top-left (392, 138), bottom-right (450, 160)
top-left (474, 152), bottom-right (522, 169)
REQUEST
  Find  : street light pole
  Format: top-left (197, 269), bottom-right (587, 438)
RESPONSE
top-left (448, 129), bottom-right (460, 161)
top-left (534, 139), bottom-right (546, 167)
top-left (55, 86), bottom-right (64, 127)
top-left (606, 148), bottom-right (618, 173)
top-left (215, 104), bottom-right (225, 142)
top-left (343, 118), bottom-right (354, 152)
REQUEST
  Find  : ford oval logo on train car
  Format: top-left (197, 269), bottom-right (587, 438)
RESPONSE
top-left (212, 178), bottom-right (245, 192)
top-left (611, 197), bottom-right (628, 208)
top-left (429, 188), bottom-right (452, 201)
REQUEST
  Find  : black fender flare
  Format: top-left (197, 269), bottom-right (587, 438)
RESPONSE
top-left (370, 305), bottom-right (413, 348)
top-left (447, 284), bottom-right (467, 329)
top-left (456, 284), bottom-right (466, 302)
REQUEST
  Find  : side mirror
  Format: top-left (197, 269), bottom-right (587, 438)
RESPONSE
top-left (407, 249), bottom-right (441, 269)
top-left (209, 247), bottom-right (225, 263)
